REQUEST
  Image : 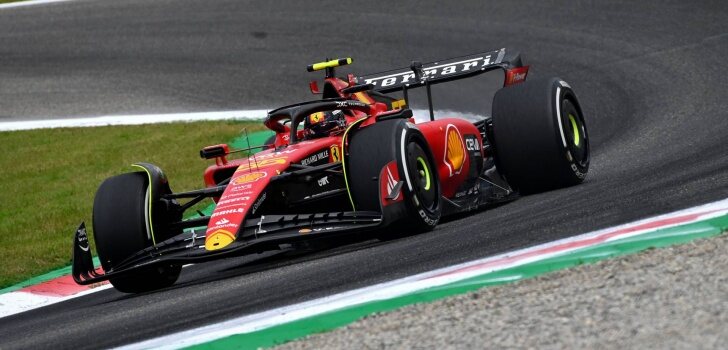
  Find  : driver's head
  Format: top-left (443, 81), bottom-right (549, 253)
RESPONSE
top-left (303, 109), bottom-right (346, 139)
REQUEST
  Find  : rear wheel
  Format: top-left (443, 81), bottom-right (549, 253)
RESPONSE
top-left (491, 77), bottom-right (589, 194)
top-left (348, 119), bottom-right (441, 239)
top-left (93, 172), bottom-right (181, 293)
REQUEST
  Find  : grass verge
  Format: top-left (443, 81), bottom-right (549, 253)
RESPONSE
top-left (0, 121), bottom-right (264, 288)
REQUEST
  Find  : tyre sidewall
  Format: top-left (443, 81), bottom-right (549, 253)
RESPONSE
top-left (492, 77), bottom-right (589, 193)
top-left (394, 124), bottom-right (441, 231)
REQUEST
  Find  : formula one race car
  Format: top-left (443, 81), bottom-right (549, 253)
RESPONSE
top-left (72, 48), bottom-right (590, 293)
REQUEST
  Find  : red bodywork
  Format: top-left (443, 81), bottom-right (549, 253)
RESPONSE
top-left (201, 76), bottom-right (485, 250)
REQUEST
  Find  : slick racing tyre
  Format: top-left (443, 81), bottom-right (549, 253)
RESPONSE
top-left (491, 77), bottom-right (589, 194)
top-left (348, 119), bottom-right (441, 238)
top-left (93, 172), bottom-right (181, 293)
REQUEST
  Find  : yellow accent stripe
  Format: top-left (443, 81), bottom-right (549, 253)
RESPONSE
top-left (341, 117), bottom-right (368, 211)
top-left (417, 157), bottom-right (431, 191)
top-left (130, 164), bottom-right (156, 246)
top-left (568, 114), bottom-right (580, 147)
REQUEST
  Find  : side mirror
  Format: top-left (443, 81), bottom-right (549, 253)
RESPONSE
top-left (309, 80), bottom-right (321, 94)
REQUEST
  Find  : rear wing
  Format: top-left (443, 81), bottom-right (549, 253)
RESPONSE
top-left (355, 48), bottom-right (527, 121)
top-left (355, 48), bottom-right (524, 93)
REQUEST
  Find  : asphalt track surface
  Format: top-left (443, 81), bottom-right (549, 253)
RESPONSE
top-left (2, 1), bottom-right (728, 348)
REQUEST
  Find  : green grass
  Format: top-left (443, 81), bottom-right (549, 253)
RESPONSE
top-left (0, 121), bottom-right (264, 288)
top-left (0, 0), bottom-right (27, 4)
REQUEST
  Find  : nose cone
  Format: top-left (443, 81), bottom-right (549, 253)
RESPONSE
top-left (205, 229), bottom-right (235, 251)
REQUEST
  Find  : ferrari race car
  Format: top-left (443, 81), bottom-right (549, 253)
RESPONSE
top-left (72, 48), bottom-right (590, 293)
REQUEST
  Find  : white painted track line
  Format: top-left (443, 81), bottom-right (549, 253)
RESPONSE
top-left (0, 0), bottom-right (76, 9)
top-left (0, 109), bottom-right (483, 131)
top-left (0, 110), bottom-right (269, 131)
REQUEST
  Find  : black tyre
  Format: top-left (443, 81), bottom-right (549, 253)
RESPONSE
top-left (93, 172), bottom-right (181, 293)
top-left (348, 119), bottom-right (441, 237)
top-left (491, 77), bottom-right (589, 194)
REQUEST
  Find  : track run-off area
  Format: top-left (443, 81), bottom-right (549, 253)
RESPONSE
top-left (1, 0), bottom-right (728, 349)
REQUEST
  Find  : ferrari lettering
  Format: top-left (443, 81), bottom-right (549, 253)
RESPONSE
top-left (363, 55), bottom-right (494, 87)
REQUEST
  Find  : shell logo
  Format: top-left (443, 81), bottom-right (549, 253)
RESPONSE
top-left (234, 158), bottom-right (287, 173)
top-left (232, 171), bottom-right (266, 185)
top-left (444, 124), bottom-right (466, 177)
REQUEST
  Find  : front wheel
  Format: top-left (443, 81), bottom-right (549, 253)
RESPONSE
top-left (348, 119), bottom-right (441, 239)
top-left (93, 172), bottom-right (181, 293)
top-left (491, 77), bottom-right (590, 194)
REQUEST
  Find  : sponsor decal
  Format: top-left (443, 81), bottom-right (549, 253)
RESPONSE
top-left (317, 176), bottom-right (330, 187)
top-left (205, 229), bottom-right (235, 250)
top-left (464, 135), bottom-right (481, 151)
top-left (215, 218), bottom-right (230, 226)
top-left (255, 149), bottom-right (298, 159)
top-left (235, 158), bottom-right (287, 173)
top-left (301, 149), bottom-right (329, 166)
top-left (77, 226), bottom-right (90, 252)
top-left (444, 124), bottom-right (466, 177)
top-left (231, 189), bottom-right (254, 194)
top-left (571, 164), bottom-right (587, 179)
top-left (208, 222), bottom-right (240, 231)
top-left (505, 66), bottom-right (529, 86)
top-left (312, 226), bottom-right (342, 232)
top-left (217, 196), bottom-right (251, 206)
top-left (309, 112), bottom-right (325, 124)
top-left (418, 209), bottom-right (438, 226)
top-left (335, 100), bottom-right (366, 108)
top-left (330, 144), bottom-right (341, 162)
top-left (232, 171), bottom-right (267, 185)
top-left (252, 192), bottom-right (267, 215)
top-left (211, 208), bottom-right (245, 218)
top-left (386, 166), bottom-right (400, 201)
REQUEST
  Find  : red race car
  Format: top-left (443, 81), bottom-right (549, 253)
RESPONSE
top-left (72, 48), bottom-right (589, 293)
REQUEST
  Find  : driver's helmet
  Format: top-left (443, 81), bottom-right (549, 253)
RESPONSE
top-left (303, 109), bottom-right (346, 139)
